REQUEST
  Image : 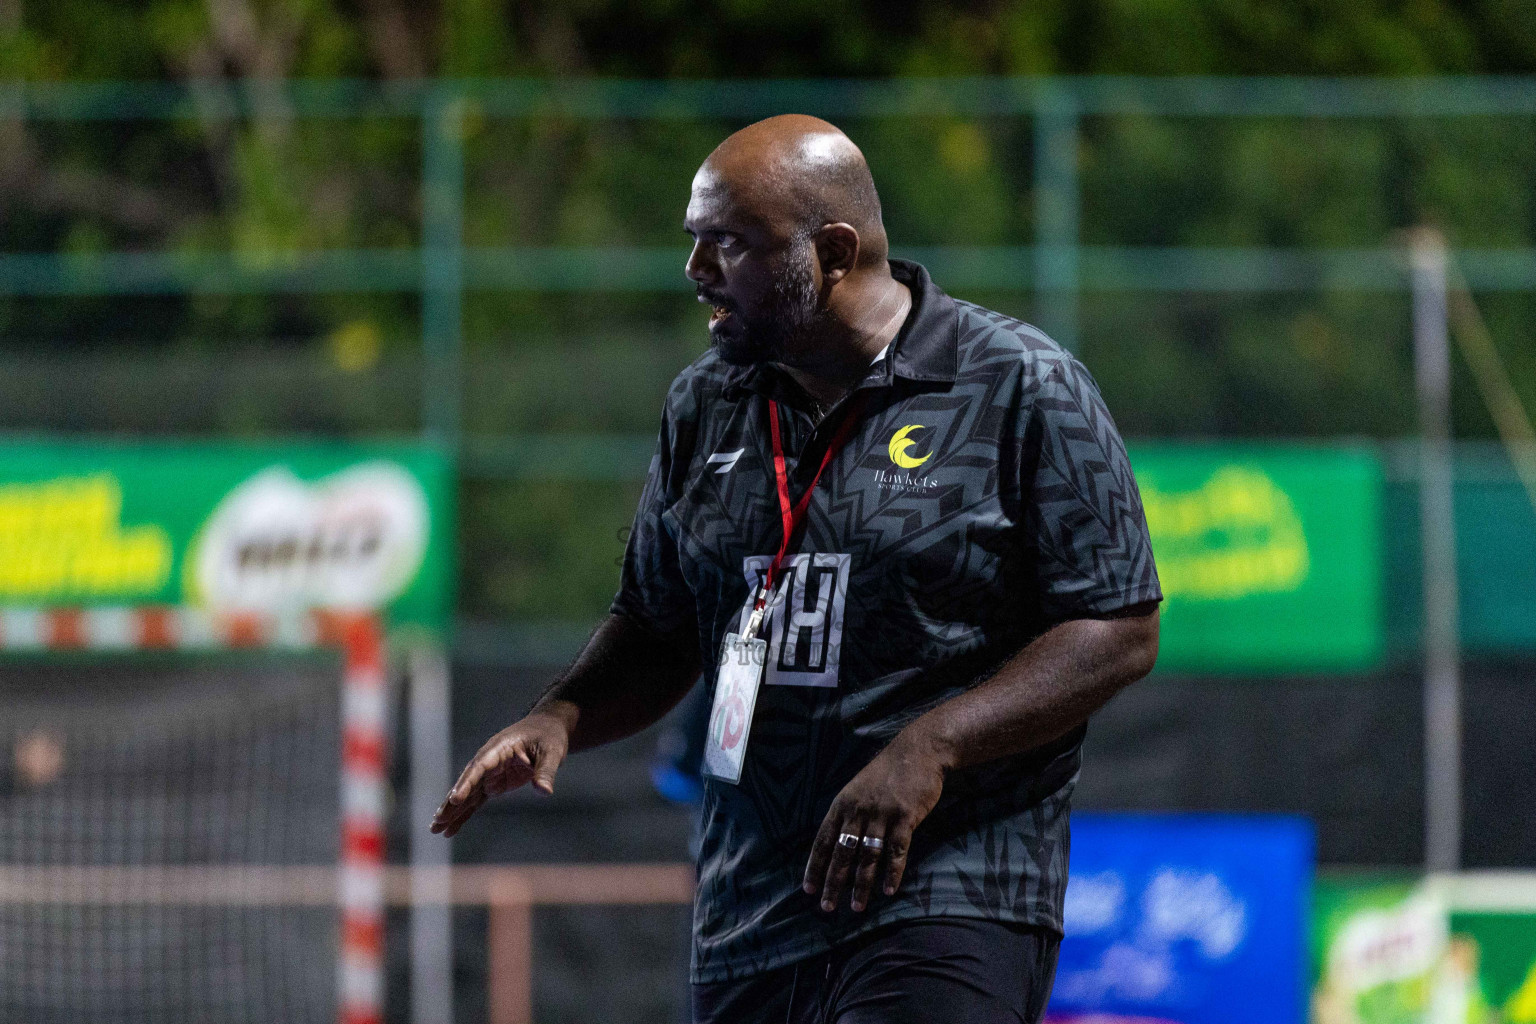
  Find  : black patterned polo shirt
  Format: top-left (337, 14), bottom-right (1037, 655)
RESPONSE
top-left (612, 258), bottom-right (1162, 983)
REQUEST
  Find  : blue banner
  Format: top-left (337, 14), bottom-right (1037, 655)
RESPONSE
top-left (1048, 813), bottom-right (1313, 1024)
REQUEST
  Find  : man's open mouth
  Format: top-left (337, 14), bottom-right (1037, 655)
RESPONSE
top-left (709, 305), bottom-right (734, 327)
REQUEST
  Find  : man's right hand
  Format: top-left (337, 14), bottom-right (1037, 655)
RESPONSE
top-left (429, 709), bottom-right (573, 838)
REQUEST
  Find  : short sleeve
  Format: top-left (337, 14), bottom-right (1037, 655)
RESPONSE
top-left (1021, 357), bottom-right (1162, 621)
top-left (610, 403), bottom-right (698, 643)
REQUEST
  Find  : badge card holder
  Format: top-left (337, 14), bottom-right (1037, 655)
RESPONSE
top-left (701, 602), bottom-right (768, 784)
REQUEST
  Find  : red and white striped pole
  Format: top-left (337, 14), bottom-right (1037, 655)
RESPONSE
top-left (336, 614), bottom-right (388, 1024)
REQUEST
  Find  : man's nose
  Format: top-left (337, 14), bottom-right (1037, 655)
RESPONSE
top-left (685, 241), bottom-right (719, 288)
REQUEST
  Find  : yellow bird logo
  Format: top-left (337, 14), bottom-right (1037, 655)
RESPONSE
top-left (888, 424), bottom-right (932, 469)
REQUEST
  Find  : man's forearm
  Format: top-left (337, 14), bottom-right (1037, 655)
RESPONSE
top-left (529, 612), bottom-right (702, 753)
top-left (894, 604), bottom-right (1160, 772)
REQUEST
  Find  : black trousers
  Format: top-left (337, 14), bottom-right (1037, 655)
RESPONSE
top-left (692, 918), bottom-right (1060, 1024)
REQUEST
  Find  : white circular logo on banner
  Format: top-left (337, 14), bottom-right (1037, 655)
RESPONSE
top-left (194, 462), bottom-right (429, 612)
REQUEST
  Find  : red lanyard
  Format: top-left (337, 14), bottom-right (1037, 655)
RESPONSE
top-left (755, 392), bottom-right (868, 613)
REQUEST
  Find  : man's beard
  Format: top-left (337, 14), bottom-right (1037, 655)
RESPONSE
top-left (708, 251), bottom-right (822, 366)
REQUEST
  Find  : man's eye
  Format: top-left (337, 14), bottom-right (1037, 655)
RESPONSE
top-left (717, 234), bottom-right (741, 249)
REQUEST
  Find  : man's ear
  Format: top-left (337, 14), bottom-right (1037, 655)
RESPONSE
top-left (813, 223), bottom-right (860, 284)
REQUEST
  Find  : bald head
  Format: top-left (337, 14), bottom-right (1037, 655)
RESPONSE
top-left (685, 116), bottom-right (905, 370)
top-left (696, 115), bottom-right (888, 266)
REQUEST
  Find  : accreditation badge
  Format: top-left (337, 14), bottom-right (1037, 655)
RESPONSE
top-left (700, 632), bottom-right (766, 785)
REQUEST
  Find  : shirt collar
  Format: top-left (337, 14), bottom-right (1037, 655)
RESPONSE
top-left (721, 258), bottom-right (959, 400)
top-left (881, 258), bottom-right (959, 385)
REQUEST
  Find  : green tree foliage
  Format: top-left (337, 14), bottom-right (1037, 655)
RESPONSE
top-left (7, 0), bottom-right (1536, 81)
top-left (2, 2), bottom-right (1535, 619)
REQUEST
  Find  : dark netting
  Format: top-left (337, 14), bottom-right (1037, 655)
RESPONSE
top-left (0, 656), bottom-right (341, 1024)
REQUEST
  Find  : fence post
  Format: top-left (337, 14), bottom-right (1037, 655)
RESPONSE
top-left (489, 874), bottom-right (535, 1024)
top-left (422, 86), bottom-right (467, 457)
top-left (1411, 227), bottom-right (1463, 873)
top-left (408, 646), bottom-right (455, 1024)
top-left (1033, 82), bottom-right (1080, 353)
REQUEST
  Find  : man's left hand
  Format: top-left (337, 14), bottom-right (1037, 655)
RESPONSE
top-left (802, 732), bottom-right (947, 913)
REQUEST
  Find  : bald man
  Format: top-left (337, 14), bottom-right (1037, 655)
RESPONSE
top-left (435, 115), bottom-right (1162, 1023)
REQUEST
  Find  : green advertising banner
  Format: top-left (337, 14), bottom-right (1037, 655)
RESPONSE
top-left (0, 440), bottom-right (452, 636)
top-left (1312, 874), bottom-right (1536, 1024)
top-left (1128, 444), bottom-right (1384, 673)
top-left (1453, 912), bottom-right (1536, 1022)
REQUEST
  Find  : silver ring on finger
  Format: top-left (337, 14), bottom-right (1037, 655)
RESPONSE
top-left (861, 836), bottom-right (884, 851)
top-left (837, 832), bottom-right (861, 849)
